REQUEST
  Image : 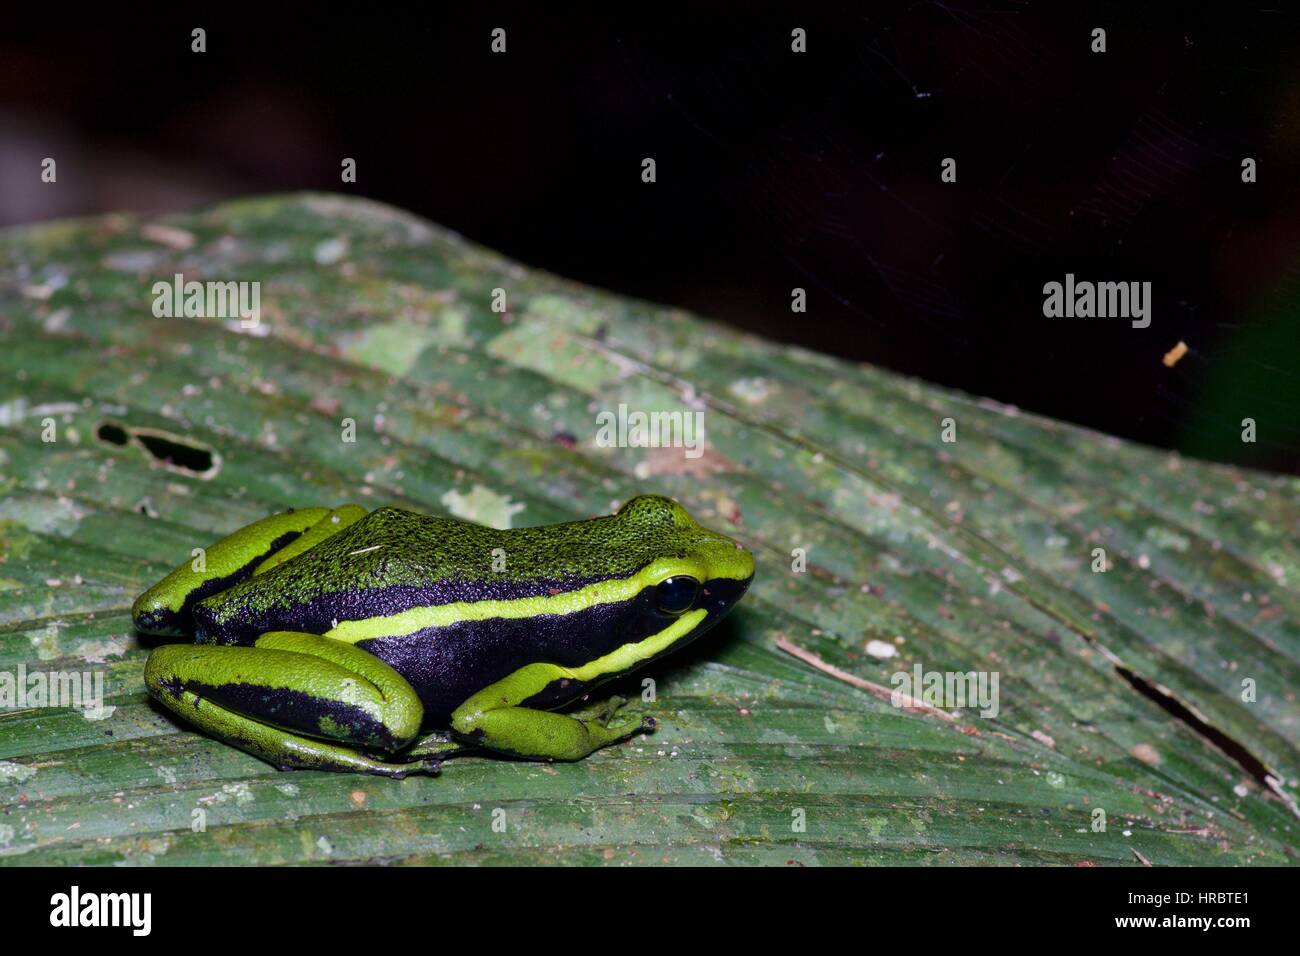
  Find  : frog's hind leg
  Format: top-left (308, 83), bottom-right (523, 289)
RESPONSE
top-left (132, 505), bottom-right (366, 636)
top-left (144, 631), bottom-right (438, 777)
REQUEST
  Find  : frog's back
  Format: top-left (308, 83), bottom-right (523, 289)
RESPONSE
top-left (192, 504), bottom-right (681, 644)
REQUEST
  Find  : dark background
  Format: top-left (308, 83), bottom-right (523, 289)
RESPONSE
top-left (3, 5), bottom-right (1297, 473)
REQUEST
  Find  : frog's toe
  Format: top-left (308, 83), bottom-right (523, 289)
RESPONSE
top-left (603, 709), bottom-right (653, 737)
top-left (365, 757), bottom-right (442, 779)
top-left (595, 695), bottom-right (632, 726)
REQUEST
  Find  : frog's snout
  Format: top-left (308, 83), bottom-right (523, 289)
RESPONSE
top-left (694, 529), bottom-right (756, 589)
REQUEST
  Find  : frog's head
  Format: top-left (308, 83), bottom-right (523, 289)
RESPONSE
top-left (600, 494), bottom-right (755, 660)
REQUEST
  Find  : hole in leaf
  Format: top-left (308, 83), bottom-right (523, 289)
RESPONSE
top-left (134, 432), bottom-right (214, 474)
top-left (1035, 597), bottom-right (1296, 816)
top-left (96, 422), bottom-right (129, 446)
top-left (1115, 665), bottom-right (1290, 809)
top-left (94, 420), bottom-right (221, 479)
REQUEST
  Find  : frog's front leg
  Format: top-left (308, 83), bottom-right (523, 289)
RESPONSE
top-left (144, 632), bottom-right (438, 777)
top-left (451, 663), bottom-right (656, 761)
top-left (133, 505), bottom-right (366, 637)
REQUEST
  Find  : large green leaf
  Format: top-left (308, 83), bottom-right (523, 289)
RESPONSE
top-left (0, 194), bottom-right (1296, 865)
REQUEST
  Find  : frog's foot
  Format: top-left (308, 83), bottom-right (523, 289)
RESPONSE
top-left (593, 694), bottom-right (630, 724)
top-left (404, 730), bottom-right (479, 762)
top-left (353, 755), bottom-right (443, 779)
top-left (264, 727), bottom-right (443, 778)
top-left (145, 631), bottom-right (433, 776)
top-left (451, 664), bottom-right (658, 762)
top-left (590, 695), bottom-right (656, 734)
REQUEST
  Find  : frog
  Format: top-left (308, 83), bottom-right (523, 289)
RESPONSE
top-left (133, 495), bottom-right (754, 777)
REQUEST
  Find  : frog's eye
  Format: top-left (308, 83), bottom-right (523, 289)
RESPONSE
top-left (655, 576), bottom-right (700, 614)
